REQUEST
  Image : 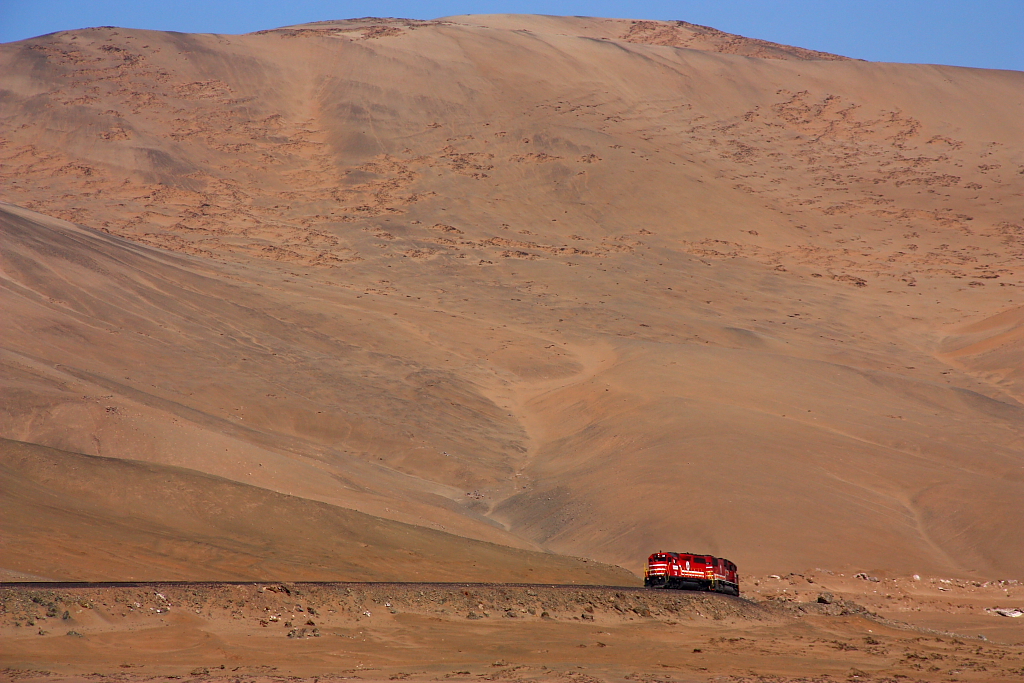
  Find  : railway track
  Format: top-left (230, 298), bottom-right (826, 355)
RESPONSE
top-left (0, 580), bottom-right (654, 591)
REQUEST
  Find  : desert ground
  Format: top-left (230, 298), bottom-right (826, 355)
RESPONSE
top-left (1, 13), bottom-right (1023, 681)
top-left (1, 577), bottom-right (1023, 682)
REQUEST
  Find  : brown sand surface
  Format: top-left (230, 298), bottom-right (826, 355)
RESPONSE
top-left (1, 583), bottom-right (1023, 683)
top-left (0, 438), bottom-right (633, 584)
top-left (1, 8), bottom-right (1023, 616)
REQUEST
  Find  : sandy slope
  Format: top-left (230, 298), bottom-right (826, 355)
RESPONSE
top-left (0, 437), bottom-right (634, 583)
top-left (1, 15), bottom-right (1023, 583)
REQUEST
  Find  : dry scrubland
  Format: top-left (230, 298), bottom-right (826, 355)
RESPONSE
top-left (1, 13), bottom-right (1024, 680)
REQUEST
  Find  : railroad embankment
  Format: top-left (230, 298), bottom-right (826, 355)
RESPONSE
top-left (3, 582), bottom-right (1023, 682)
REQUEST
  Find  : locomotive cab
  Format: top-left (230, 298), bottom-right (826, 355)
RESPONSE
top-left (644, 552), bottom-right (675, 587)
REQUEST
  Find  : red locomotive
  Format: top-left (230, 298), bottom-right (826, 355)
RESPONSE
top-left (644, 552), bottom-right (740, 595)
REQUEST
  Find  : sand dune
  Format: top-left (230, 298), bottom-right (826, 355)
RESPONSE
top-left (1, 15), bottom-right (1023, 584)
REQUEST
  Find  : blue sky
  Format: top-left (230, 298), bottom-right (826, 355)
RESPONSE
top-left (2, 1), bottom-right (1021, 72)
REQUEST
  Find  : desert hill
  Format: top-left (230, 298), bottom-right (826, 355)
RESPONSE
top-left (0, 436), bottom-right (633, 582)
top-left (1, 15), bottom-right (1023, 581)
